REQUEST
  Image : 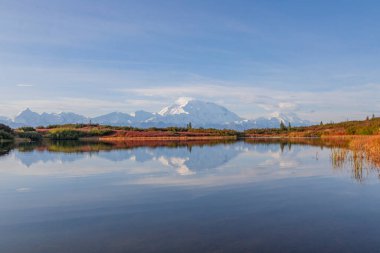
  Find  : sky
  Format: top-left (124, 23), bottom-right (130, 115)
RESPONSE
top-left (1, 0), bottom-right (380, 122)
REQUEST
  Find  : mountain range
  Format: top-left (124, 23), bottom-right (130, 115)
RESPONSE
top-left (0, 98), bottom-right (312, 130)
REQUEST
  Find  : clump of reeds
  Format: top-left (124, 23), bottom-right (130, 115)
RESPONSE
top-left (326, 136), bottom-right (380, 182)
top-left (330, 145), bottom-right (373, 182)
top-left (349, 136), bottom-right (380, 167)
top-left (349, 150), bottom-right (366, 181)
top-left (331, 148), bottom-right (349, 169)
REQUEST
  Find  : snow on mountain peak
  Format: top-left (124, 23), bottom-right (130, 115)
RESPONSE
top-left (158, 97), bottom-right (193, 116)
top-left (269, 112), bottom-right (293, 122)
top-left (157, 98), bottom-right (243, 126)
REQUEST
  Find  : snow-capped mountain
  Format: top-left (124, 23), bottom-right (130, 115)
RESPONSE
top-left (91, 110), bottom-right (156, 126)
top-left (3, 98), bottom-right (312, 129)
top-left (14, 108), bottom-right (40, 125)
top-left (92, 112), bottom-right (133, 126)
top-left (154, 98), bottom-right (242, 126)
top-left (14, 108), bottom-right (88, 127)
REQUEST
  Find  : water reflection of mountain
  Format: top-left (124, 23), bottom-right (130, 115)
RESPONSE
top-left (8, 140), bottom-right (324, 173)
top-left (12, 141), bottom-right (245, 171)
top-left (5, 139), bottom-right (380, 183)
top-left (8, 142), bottom-right (306, 171)
top-left (14, 150), bottom-right (83, 167)
top-left (154, 144), bottom-right (242, 172)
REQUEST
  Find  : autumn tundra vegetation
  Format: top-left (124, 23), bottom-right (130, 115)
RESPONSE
top-left (0, 123), bottom-right (240, 142)
top-left (0, 116), bottom-right (379, 141)
top-left (245, 116), bottom-right (380, 137)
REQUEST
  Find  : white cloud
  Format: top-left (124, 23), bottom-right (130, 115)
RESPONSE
top-left (16, 84), bottom-right (33, 87)
top-left (278, 102), bottom-right (297, 110)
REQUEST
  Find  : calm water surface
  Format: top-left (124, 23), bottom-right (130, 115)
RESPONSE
top-left (1, 139), bottom-right (380, 253)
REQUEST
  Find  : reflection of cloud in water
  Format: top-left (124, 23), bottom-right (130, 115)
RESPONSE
top-left (16, 187), bottom-right (31, 193)
top-left (259, 145), bottom-right (301, 169)
top-left (158, 156), bottom-right (194, 175)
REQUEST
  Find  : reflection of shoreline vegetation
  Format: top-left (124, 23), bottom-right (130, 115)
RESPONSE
top-left (246, 136), bottom-right (380, 182)
top-left (12, 139), bottom-right (237, 154)
top-left (0, 141), bottom-right (14, 156)
top-left (245, 137), bottom-right (349, 149)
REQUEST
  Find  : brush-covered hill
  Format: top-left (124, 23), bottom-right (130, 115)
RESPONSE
top-left (245, 117), bottom-right (380, 137)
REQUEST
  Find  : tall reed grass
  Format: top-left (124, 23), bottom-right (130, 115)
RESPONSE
top-left (330, 136), bottom-right (380, 182)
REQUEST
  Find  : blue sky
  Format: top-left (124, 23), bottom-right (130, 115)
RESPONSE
top-left (1, 0), bottom-right (380, 121)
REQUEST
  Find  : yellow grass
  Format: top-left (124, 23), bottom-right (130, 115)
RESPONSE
top-left (328, 136), bottom-right (380, 181)
top-left (330, 148), bottom-right (349, 169)
top-left (349, 136), bottom-right (380, 166)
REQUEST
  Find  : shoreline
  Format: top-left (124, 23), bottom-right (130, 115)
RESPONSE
top-left (97, 135), bottom-right (237, 141)
top-left (8, 135), bottom-right (378, 143)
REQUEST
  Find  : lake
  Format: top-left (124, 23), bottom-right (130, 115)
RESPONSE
top-left (1, 139), bottom-right (380, 253)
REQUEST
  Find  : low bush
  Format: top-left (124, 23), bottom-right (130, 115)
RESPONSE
top-left (0, 124), bottom-right (13, 134)
top-left (17, 131), bottom-right (43, 141)
top-left (86, 129), bottom-right (114, 136)
top-left (18, 126), bottom-right (36, 132)
top-left (0, 130), bottom-right (14, 141)
top-left (48, 128), bottom-right (114, 140)
top-left (49, 129), bottom-right (85, 140)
